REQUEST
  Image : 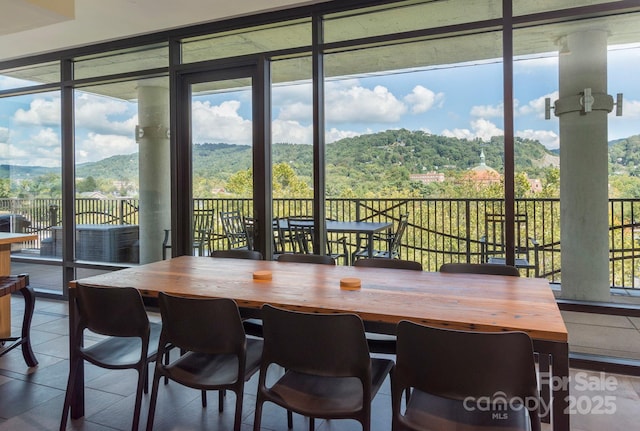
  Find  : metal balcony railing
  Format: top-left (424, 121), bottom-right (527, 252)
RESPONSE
top-left (3, 197), bottom-right (640, 289)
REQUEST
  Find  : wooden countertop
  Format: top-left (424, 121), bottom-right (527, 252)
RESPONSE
top-left (71, 256), bottom-right (567, 343)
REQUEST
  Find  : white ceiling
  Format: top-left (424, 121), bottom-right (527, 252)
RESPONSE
top-left (0, 0), bottom-right (326, 62)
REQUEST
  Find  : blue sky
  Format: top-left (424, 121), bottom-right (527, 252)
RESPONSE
top-left (1, 44), bottom-right (639, 167)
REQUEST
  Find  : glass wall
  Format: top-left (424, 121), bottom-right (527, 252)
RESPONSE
top-left (74, 78), bottom-right (169, 265)
top-left (191, 77), bottom-right (254, 254)
top-left (271, 56), bottom-right (314, 255)
top-left (0, 88), bottom-right (63, 293)
top-left (0, 0), bottom-right (638, 292)
top-left (323, 28), bottom-right (504, 269)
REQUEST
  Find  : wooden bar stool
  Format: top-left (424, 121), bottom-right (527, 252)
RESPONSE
top-left (0, 274), bottom-right (37, 367)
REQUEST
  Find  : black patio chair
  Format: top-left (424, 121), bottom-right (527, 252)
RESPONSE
top-left (353, 213), bottom-right (409, 261)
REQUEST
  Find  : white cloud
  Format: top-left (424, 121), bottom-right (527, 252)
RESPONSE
top-left (326, 127), bottom-right (361, 143)
top-left (404, 85), bottom-right (444, 114)
top-left (272, 119), bottom-right (312, 144)
top-left (325, 82), bottom-right (406, 123)
top-left (76, 133), bottom-right (137, 164)
top-left (0, 143), bottom-right (31, 164)
top-left (277, 102), bottom-right (313, 122)
top-left (441, 119), bottom-right (504, 142)
top-left (0, 127), bottom-right (61, 166)
top-left (272, 119), bottom-right (362, 145)
top-left (32, 128), bottom-right (59, 148)
top-left (191, 100), bottom-right (252, 145)
top-left (516, 129), bottom-right (559, 149)
top-left (470, 102), bottom-right (504, 118)
top-left (469, 92), bottom-right (560, 119)
top-left (519, 91), bottom-right (558, 118)
top-left (75, 93), bottom-right (136, 135)
top-left (13, 97), bottom-right (60, 126)
top-left (0, 76), bottom-right (31, 91)
top-left (619, 99), bottom-right (640, 118)
top-left (273, 83), bottom-right (313, 123)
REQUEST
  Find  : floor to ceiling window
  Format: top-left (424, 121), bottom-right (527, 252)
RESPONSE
top-left (513, 8), bottom-right (640, 298)
top-left (0, 0), bottom-right (638, 294)
top-left (271, 56), bottom-right (314, 255)
top-left (71, 45), bottom-right (169, 268)
top-left (0, 61), bottom-right (64, 294)
top-left (322, 0), bottom-right (504, 269)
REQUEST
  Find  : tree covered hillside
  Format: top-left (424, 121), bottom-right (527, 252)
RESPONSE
top-left (8, 130), bottom-right (640, 198)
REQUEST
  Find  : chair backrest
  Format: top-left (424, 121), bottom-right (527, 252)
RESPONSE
top-left (354, 257), bottom-right (422, 271)
top-left (439, 262), bottom-right (520, 277)
top-left (158, 292), bottom-right (245, 355)
top-left (484, 213), bottom-right (530, 256)
top-left (272, 217), bottom-right (288, 254)
top-left (277, 253), bottom-right (335, 265)
top-left (219, 210), bottom-right (249, 249)
top-left (389, 213), bottom-right (409, 253)
top-left (193, 209), bottom-right (215, 238)
top-left (211, 249), bottom-right (263, 260)
top-left (395, 321), bottom-right (540, 430)
top-left (286, 217), bottom-right (315, 254)
top-left (75, 284), bottom-right (149, 338)
top-left (261, 304), bottom-right (370, 378)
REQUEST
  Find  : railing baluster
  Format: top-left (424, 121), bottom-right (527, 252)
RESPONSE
top-left (4, 196), bottom-right (640, 289)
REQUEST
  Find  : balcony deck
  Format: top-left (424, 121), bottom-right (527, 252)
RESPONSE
top-left (1, 296), bottom-right (639, 430)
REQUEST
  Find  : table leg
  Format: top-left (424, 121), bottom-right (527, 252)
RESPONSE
top-left (534, 339), bottom-right (570, 431)
top-left (552, 342), bottom-right (570, 431)
top-left (18, 285), bottom-right (38, 367)
top-left (68, 288), bottom-right (85, 419)
top-left (367, 233), bottom-right (374, 258)
top-left (0, 244), bottom-right (11, 338)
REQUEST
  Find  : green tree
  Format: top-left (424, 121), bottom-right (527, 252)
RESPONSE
top-left (540, 168), bottom-right (560, 198)
top-left (273, 162), bottom-right (312, 197)
top-left (0, 179), bottom-right (9, 198)
top-left (76, 176), bottom-right (98, 193)
top-left (515, 172), bottom-right (531, 198)
top-left (226, 169), bottom-right (253, 196)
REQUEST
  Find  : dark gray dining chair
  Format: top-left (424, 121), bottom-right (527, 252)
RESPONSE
top-left (354, 257), bottom-right (422, 354)
top-left (439, 262), bottom-right (520, 276)
top-left (277, 253), bottom-right (336, 265)
top-left (392, 321), bottom-right (540, 431)
top-left (61, 285), bottom-right (162, 431)
top-left (210, 249), bottom-right (263, 260)
top-left (254, 304), bottom-right (394, 431)
top-left (146, 293), bottom-right (262, 431)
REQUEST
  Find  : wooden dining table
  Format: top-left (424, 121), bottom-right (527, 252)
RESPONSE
top-left (0, 232), bottom-right (37, 338)
top-left (68, 256), bottom-right (569, 431)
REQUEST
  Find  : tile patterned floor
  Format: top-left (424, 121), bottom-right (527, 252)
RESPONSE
top-left (2, 297), bottom-right (640, 430)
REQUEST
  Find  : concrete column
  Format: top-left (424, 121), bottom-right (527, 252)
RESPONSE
top-left (137, 81), bottom-right (170, 264)
top-left (557, 30), bottom-right (611, 301)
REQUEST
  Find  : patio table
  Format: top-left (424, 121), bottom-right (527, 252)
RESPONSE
top-left (67, 256), bottom-right (569, 431)
top-left (276, 219), bottom-right (394, 259)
